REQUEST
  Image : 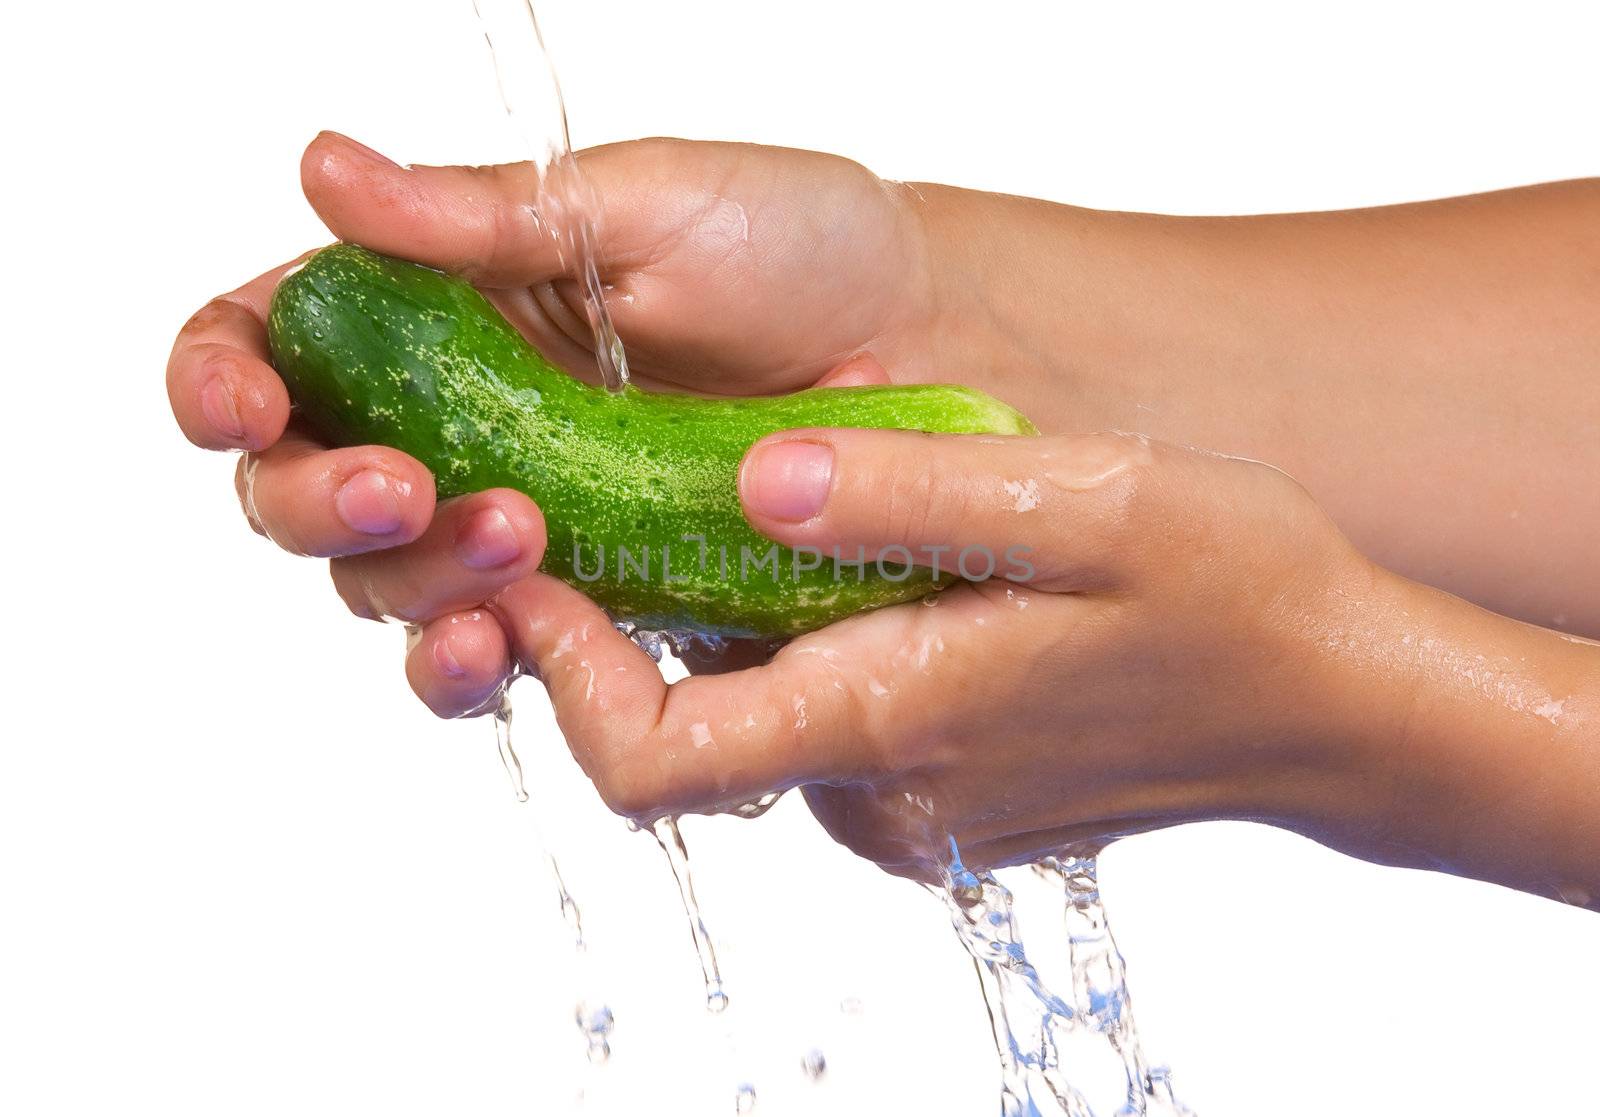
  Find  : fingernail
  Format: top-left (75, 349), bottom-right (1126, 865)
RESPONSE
top-left (743, 439), bottom-right (834, 522)
top-left (433, 635), bottom-right (468, 679)
top-left (329, 131), bottom-right (398, 169)
top-left (335, 469), bottom-right (405, 536)
top-left (455, 507), bottom-right (521, 570)
top-left (199, 375), bottom-right (244, 441)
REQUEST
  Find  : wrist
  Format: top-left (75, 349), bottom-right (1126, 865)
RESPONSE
top-left (1254, 560), bottom-right (1440, 861)
top-left (1269, 561), bottom-right (1600, 901)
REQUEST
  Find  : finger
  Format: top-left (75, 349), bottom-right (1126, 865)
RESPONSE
top-left (813, 352), bottom-right (893, 389)
top-left (404, 610), bottom-right (512, 719)
top-left (738, 429), bottom-right (1162, 588)
top-left (238, 430), bottom-right (436, 557)
top-left (167, 259), bottom-right (307, 451)
top-left (300, 131), bottom-right (667, 287)
top-left (489, 575), bottom-right (668, 808)
top-left (330, 489), bottom-right (546, 622)
top-left (491, 577), bottom-right (876, 818)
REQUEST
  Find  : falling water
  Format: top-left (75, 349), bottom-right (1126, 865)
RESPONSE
top-left (943, 839), bottom-right (1192, 1116)
top-left (493, 688), bottom-right (613, 1062)
top-left (650, 814), bottom-right (730, 1014)
top-left (471, 0), bottom-right (630, 391)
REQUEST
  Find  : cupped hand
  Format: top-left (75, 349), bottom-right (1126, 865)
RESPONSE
top-left (167, 131), bottom-right (946, 708)
top-left (475, 427), bottom-right (1392, 873)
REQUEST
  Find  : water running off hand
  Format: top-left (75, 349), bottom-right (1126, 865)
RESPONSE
top-left (943, 840), bottom-right (1193, 1116)
top-left (610, 626), bottom-right (740, 1019)
top-left (649, 814), bottom-right (731, 1014)
top-left (493, 689), bottom-right (615, 1065)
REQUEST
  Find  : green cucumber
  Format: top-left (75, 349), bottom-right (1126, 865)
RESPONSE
top-left (267, 244), bottom-right (1035, 638)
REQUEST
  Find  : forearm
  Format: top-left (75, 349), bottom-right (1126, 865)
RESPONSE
top-left (1295, 565), bottom-right (1600, 907)
top-left (912, 180), bottom-right (1600, 635)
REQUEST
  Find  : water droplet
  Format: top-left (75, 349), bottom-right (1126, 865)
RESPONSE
top-left (731, 791), bottom-right (783, 819)
top-left (575, 1001), bottom-right (614, 1064)
top-left (800, 1049), bottom-right (827, 1082)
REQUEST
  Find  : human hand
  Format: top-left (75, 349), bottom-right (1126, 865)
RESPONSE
top-left (166, 131), bottom-right (974, 709)
top-left (473, 427), bottom-right (1401, 873)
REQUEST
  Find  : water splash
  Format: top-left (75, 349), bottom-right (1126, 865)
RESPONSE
top-left (615, 623), bottom-right (750, 667)
top-left (575, 1000), bottom-right (615, 1064)
top-left (941, 840), bottom-right (1191, 1116)
top-left (1038, 853), bottom-right (1192, 1117)
top-left (941, 842), bottom-right (1094, 1117)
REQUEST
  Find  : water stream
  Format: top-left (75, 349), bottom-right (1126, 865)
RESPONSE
top-left (471, 0), bottom-right (630, 393)
top-left (493, 689), bottom-right (612, 1062)
top-left (650, 814), bottom-right (730, 1014)
top-left (944, 840), bottom-right (1191, 1116)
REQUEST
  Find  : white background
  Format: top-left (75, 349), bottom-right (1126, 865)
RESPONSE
top-left (2, 1), bottom-right (1597, 1114)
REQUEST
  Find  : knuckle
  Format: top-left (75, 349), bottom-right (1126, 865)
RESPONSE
top-left (178, 301), bottom-right (226, 338)
top-left (846, 696), bottom-right (921, 781)
top-left (179, 296), bottom-right (248, 339)
top-left (591, 762), bottom-right (660, 820)
top-left (878, 450), bottom-right (943, 543)
top-left (456, 164), bottom-right (533, 281)
top-left (1068, 431), bottom-right (1164, 547)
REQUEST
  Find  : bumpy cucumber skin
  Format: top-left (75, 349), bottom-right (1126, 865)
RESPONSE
top-left (267, 245), bottom-right (1036, 638)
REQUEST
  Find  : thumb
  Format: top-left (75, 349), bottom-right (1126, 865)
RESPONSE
top-left (738, 428), bottom-right (1152, 586)
top-left (298, 130), bottom-right (664, 286)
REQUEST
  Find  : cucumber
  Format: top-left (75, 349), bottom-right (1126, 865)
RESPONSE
top-left (267, 244), bottom-right (1036, 638)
